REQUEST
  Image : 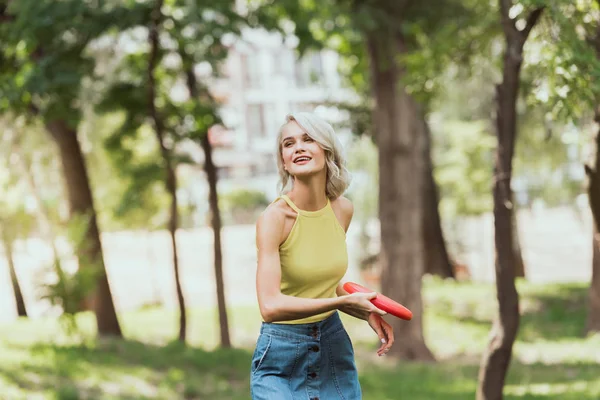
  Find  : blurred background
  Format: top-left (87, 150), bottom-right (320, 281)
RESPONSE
top-left (1, 0), bottom-right (600, 399)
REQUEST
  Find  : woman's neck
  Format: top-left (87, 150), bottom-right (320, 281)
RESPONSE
top-left (287, 175), bottom-right (328, 211)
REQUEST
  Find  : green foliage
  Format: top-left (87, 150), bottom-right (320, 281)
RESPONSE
top-left (524, 1), bottom-right (600, 121)
top-left (0, 0), bottom-right (150, 126)
top-left (220, 188), bottom-right (269, 224)
top-left (94, 0), bottom-right (247, 231)
top-left (434, 120), bottom-right (495, 218)
top-left (37, 213), bottom-right (102, 336)
top-left (221, 188), bottom-right (269, 212)
top-left (38, 258), bottom-right (100, 337)
top-left (0, 124), bottom-right (38, 241)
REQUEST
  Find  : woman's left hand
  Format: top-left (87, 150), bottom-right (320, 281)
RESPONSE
top-left (367, 313), bottom-right (394, 356)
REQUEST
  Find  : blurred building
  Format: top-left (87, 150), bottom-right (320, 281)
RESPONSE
top-left (181, 28), bottom-right (356, 223)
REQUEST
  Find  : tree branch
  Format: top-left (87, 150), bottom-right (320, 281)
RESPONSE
top-left (499, 0), bottom-right (513, 25)
top-left (521, 7), bottom-right (544, 40)
top-left (585, 163), bottom-right (595, 177)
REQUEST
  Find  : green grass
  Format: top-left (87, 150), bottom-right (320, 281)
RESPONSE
top-left (1, 278), bottom-right (599, 399)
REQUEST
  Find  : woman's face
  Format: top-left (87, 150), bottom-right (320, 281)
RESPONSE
top-left (280, 121), bottom-right (326, 178)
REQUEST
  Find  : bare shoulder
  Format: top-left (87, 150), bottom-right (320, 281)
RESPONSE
top-left (331, 195), bottom-right (354, 218)
top-left (256, 199), bottom-right (297, 244)
top-left (259, 198), bottom-right (297, 222)
top-left (257, 201), bottom-right (285, 231)
top-left (331, 195), bottom-right (354, 231)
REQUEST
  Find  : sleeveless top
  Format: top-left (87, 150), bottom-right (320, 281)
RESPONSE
top-left (274, 194), bottom-right (349, 324)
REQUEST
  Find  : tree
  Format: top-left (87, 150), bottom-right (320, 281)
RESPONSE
top-left (184, 69), bottom-right (231, 347)
top-left (172, 0), bottom-right (245, 348)
top-left (147, 0), bottom-right (187, 341)
top-left (97, 0), bottom-right (242, 345)
top-left (0, 124), bottom-right (37, 318)
top-left (366, 31), bottom-right (433, 360)
top-left (0, 223), bottom-right (27, 318)
top-left (422, 120), bottom-right (454, 278)
top-left (477, 1), bottom-right (544, 398)
top-left (353, 0), bottom-right (483, 359)
top-left (335, 99), bottom-right (454, 279)
top-left (255, 0), bottom-right (482, 359)
top-left (519, 0), bottom-right (600, 334)
top-left (0, 0), bottom-right (143, 336)
top-left (582, 5), bottom-right (600, 334)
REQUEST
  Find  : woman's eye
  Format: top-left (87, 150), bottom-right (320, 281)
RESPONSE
top-left (305, 137), bottom-right (314, 142)
top-left (284, 142), bottom-right (292, 147)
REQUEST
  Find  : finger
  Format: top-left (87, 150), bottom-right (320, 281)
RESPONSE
top-left (382, 323), bottom-right (394, 352)
top-left (373, 306), bottom-right (387, 316)
top-left (366, 292), bottom-right (378, 300)
top-left (371, 322), bottom-right (387, 354)
top-left (377, 323), bottom-right (392, 356)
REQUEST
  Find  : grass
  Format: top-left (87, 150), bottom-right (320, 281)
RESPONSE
top-left (1, 277), bottom-right (600, 399)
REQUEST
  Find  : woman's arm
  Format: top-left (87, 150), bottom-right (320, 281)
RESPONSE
top-left (256, 207), bottom-right (383, 323)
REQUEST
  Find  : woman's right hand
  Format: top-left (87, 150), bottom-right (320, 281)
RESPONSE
top-left (342, 292), bottom-right (387, 316)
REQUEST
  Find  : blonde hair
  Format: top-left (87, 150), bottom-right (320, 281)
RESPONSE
top-left (276, 112), bottom-right (351, 199)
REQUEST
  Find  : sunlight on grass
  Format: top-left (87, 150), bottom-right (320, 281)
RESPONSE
top-left (1, 278), bottom-right (599, 399)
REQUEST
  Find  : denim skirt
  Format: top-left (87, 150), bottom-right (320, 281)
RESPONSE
top-left (250, 312), bottom-right (362, 400)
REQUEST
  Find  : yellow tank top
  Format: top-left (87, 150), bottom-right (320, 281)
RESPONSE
top-left (274, 194), bottom-right (348, 324)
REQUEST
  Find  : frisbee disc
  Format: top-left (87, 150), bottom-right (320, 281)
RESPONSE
top-left (343, 282), bottom-right (413, 321)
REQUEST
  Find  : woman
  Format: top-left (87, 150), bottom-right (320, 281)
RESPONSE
top-left (251, 112), bottom-right (394, 400)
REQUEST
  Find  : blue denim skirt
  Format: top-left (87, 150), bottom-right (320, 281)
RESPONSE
top-left (250, 312), bottom-right (362, 400)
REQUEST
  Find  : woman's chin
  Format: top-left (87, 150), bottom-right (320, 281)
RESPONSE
top-left (291, 167), bottom-right (324, 178)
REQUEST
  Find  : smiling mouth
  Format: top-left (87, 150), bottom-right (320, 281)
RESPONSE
top-left (293, 156), bottom-right (311, 163)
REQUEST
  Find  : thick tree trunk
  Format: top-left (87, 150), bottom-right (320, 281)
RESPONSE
top-left (182, 62), bottom-right (231, 348)
top-left (583, 22), bottom-right (600, 336)
top-left (45, 119), bottom-right (122, 337)
top-left (148, 0), bottom-right (186, 342)
top-left (0, 228), bottom-right (27, 317)
top-left (422, 118), bottom-right (454, 279)
top-left (477, 4), bottom-right (543, 399)
top-left (588, 229), bottom-right (600, 334)
top-left (367, 33), bottom-right (434, 361)
top-left (584, 110), bottom-right (600, 334)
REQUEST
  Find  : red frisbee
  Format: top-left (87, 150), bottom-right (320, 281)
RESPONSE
top-left (343, 282), bottom-right (413, 321)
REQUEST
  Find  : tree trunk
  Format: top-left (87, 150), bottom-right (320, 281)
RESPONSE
top-left (0, 228), bottom-right (27, 317)
top-left (477, 4), bottom-right (543, 399)
top-left (584, 106), bottom-right (600, 334)
top-left (200, 134), bottom-right (232, 348)
top-left (587, 228), bottom-right (600, 334)
top-left (45, 119), bottom-right (122, 337)
top-left (512, 203), bottom-right (525, 278)
top-left (367, 33), bottom-right (434, 361)
top-left (422, 117), bottom-right (454, 279)
top-left (182, 62), bottom-right (232, 348)
top-left (583, 21), bottom-right (600, 336)
top-left (148, 0), bottom-right (186, 342)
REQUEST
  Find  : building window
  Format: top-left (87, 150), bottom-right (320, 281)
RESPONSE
top-left (241, 52), bottom-right (261, 89)
top-left (295, 51), bottom-right (324, 87)
top-left (247, 104), bottom-right (266, 138)
top-left (291, 103), bottom-right (316, 113)
top-left (275, 49), bottom-right (296, 81)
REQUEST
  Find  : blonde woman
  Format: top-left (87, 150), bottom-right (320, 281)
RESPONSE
top-left (251, 112), bottom-right (394, 399)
